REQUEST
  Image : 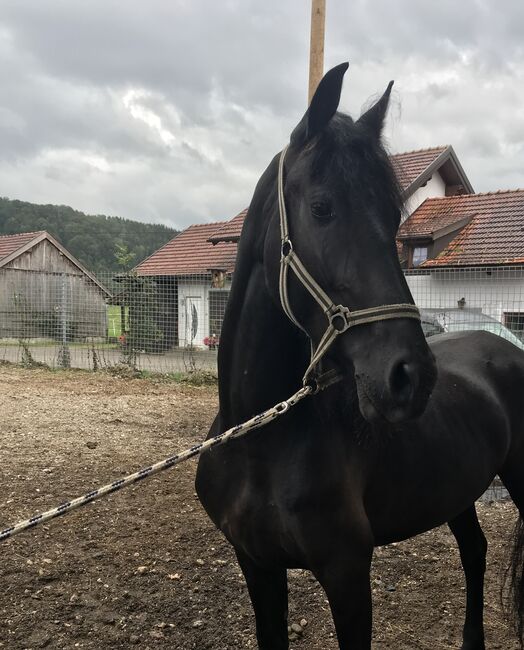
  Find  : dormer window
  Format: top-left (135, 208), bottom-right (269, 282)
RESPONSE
top-left (412, 246), bottom-right (428, 267)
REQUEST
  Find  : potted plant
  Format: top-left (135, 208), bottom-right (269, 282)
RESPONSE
top-left (203, 333), bottom-right (219, 349)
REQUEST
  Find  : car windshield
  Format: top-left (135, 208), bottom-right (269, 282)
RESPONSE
top-left (446, 320), bottom-right (524, 349)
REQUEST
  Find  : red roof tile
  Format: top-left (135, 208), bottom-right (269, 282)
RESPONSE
top-left (0, 231), bottom-right (46, 261)
top-left (398, 203), bottom-right (475, 239)
top-left (390, 146), bottom-right (448, 192)
top-left (207, 208), bottom-right (247, 244)
top-left (138, 146), bottom-right (465, 276)
top-left (407, 190), bottom-right (524, 267)
top-left (206, 148), bottom-right (452, 247)
top-left (135, 223), bottom-right (238, 276)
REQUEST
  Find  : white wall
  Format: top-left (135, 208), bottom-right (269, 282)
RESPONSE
top-left (405, 268), bottom-right (524, 321)
top-left (402, 171), bottom-right (447, 221)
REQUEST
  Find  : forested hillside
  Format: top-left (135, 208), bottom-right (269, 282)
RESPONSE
top-left (0, 197), bottom-right (178, 275)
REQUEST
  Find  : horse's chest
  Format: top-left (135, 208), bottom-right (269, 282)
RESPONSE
top-left (214, 462), bottom-right (314, 563)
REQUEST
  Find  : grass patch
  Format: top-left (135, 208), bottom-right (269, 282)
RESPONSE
top-left (107, 305), bottom-right (128, 338)
top-left (102, 365), bottom-right (218, 385)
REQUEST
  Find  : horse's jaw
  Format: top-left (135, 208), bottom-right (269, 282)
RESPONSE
top-left (355, 378), bottom-right (431, 425)
top-left (352, 354), bottom-right (437, 425)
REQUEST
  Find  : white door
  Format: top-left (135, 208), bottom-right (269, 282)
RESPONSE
top-left (185, 296), bottom-right (204, 347)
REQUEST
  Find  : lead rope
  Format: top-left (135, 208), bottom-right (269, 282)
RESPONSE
top-left (277, 144), bottom-right (421, 384)
top-left (1, 383), bottom-right (322, 543)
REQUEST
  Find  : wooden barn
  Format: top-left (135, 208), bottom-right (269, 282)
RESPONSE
top-left (0, 231), bottom-right (110, 341)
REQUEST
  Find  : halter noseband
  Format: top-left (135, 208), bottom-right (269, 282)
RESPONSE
top-left (277, 144), bottom-right (421, 388)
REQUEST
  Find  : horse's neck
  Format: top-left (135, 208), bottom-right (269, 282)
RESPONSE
top-left (218, 261), bottom-right (307, 426)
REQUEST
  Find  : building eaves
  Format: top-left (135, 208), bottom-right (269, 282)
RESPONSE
top-left (400, 145), bottom-right (474, 200)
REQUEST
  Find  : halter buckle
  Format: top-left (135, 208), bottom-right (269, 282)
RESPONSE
top-left (329, 305), bottom-right (352, 333)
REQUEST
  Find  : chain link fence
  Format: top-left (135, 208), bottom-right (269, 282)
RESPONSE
top-left (0, 266), bottom-right (523, 379)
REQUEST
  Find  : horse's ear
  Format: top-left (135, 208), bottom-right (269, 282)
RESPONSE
top-left (357, 81), bottom-right (394, 138)
top-left (291, 62), bottom-right (349, 147)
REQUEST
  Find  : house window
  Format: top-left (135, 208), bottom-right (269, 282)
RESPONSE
top-left (412, 246), bottom-right (428, 267)
top-left (504, 312), bottom-right (524, 341)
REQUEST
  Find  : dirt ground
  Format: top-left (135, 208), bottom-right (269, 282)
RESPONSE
top-left (0, 366), bottom-right (520, 649)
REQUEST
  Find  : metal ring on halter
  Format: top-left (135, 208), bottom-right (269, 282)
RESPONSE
top-left (328, 306), bottom-right (352, 333)
top-left (304, 376), bottom-right (321, 394)
top-left (281, 239), bottom-right (293, 259)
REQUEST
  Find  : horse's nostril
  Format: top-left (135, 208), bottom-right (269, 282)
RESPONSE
top-left (389, 361), bottom-right (415, 405)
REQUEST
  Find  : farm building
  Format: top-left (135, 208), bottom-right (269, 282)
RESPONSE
top-left (134, 146), bottom-right (475, 349)
top-left (0, 231), bottom-right (110, 341)
top-left (401, 190), bottom-right (524, 339)
top-left (134, 222), bottom-right (237, 349)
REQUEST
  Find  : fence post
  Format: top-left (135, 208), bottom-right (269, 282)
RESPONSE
top-left (57, 272), bottom-right (71, 368)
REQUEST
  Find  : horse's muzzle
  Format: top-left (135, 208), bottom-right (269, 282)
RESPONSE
top-left (355, 349), bottom-right (437, 425)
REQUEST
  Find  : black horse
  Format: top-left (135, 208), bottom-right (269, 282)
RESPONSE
top-left (196, 63), bottom-right (524, 649)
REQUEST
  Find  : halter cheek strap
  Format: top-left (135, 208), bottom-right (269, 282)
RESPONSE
top-left (277, 144), bottom-right (421, 387)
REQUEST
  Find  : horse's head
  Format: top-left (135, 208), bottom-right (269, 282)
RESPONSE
top-left (264, 63), bottom-right (437, 425)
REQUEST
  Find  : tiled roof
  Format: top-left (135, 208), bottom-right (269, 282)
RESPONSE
top-left (410, 190), bottom-right (524, 267)
top-left (390, 146), bottom-right (448, 193)
top-left (398, 203), bottom-right (475, 239)
top-left (206, 148), bottom-right (453, 247)
top-left (135, 223), bottom-right (238, 276)
top-left (207, 208), bottom-right (247, 244)
top-left (0, 231), bottom-right (46, 261)
top-left (139, 146), bottom-right (468, 276)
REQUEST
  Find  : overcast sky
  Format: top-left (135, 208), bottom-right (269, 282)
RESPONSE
top-left (1, 1), bottom-right (523, 230)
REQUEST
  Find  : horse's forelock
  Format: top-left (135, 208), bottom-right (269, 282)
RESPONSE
top-left (303, 113), bottom-right (403, 214)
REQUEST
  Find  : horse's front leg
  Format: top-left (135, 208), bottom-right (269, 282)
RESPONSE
top-left (310, 531), bottom-right (374, 649)
top-left (235, 549), bottom-right (289, 650)
top-left (448, 506), bottom-right (487, 650)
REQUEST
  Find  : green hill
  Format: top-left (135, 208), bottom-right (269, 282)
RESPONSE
top-left (0, 197), bottom-right (178, 275)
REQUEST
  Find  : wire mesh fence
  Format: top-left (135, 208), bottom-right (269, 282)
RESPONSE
top-left (0, 264), bottom-right (519, 503)
top-left (0, 265), bottom-right (524, 374)
top-left (0, 269), bottom-right (228, 374)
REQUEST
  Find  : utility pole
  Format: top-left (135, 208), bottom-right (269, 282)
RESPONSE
top-left (308, 0), bottom-right (326, 103)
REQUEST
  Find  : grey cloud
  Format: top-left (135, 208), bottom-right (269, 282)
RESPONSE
top-left (0, 0), bottom-right (523, 228)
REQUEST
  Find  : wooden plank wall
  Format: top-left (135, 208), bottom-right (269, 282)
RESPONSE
top-left (0, 240), bottom-right (108, 340)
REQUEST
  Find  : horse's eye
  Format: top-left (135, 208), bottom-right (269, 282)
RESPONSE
top-left (311, 201), bottom-right (334, 220)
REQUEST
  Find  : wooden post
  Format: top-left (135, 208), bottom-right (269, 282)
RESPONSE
top-left (308, 0), bottom-right (326, 103)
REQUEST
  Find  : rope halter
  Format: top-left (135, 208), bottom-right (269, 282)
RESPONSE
top-left (277, 144), bottom-right (421, 386)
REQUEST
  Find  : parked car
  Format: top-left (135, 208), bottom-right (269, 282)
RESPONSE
top-left (420, 308), bottom-right (524, 351)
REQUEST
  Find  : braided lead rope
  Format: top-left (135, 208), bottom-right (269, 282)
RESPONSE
top-left (0, 385), bottom-right (313, 543)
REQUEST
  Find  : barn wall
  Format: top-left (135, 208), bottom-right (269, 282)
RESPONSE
top-left (0, 240), bottom-right (108, 340)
